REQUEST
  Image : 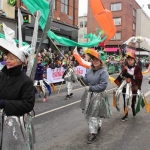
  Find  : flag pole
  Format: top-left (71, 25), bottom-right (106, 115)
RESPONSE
top-left (30, 0), bottom-right (54, 80)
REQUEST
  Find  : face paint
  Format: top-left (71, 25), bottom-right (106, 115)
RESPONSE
top-left (6, 52), bottom-right (22, 69)
top-left (10, 59), bottom-right (18, 65)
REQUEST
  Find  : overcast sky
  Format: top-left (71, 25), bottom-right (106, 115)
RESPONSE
top-left (79, 0), bottom-right (150, 17)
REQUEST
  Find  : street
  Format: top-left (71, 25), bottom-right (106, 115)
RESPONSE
top-left (33, 73), bottom-right (150, 150)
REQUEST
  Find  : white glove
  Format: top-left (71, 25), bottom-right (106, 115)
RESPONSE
top-left (137, 89), bottom-right (141, 96)
top-left (76, 74), bottom-right (82, 79)
top-left (85, 86), bottom-right (90, 91)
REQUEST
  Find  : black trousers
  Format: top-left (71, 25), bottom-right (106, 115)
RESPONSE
top-left (122, 88), bottom-right (136, 116)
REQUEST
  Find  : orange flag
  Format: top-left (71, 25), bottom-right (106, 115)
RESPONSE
top-left (113, 91), bottom-right (117, 108)
top-left (124, 107), bottom-right (128, 116)
top-left (144, 97), bottom-right (150, 113)
top-left (51, 83), bottom-right (56, 93)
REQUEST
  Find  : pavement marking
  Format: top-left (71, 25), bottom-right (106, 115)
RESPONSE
top-left (35, 100), bottom-right (81, 118)
top-left (144, 90), bottom-right (150, 97)
top-left (106, 88), bottom-right (116, 92)
top-left (35, 87), bottom-right (116, 118)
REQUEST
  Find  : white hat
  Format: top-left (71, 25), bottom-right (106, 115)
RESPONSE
top-left (0, 23), bottom-right (26, 62)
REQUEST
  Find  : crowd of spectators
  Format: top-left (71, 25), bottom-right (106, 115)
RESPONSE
top-left (0, 48), bottom-right (149, 74)
top-left (38, 49), bottom-right (84, 69)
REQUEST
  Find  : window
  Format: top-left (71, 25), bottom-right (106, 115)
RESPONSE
top-left (49, 0), bottom-right (56, 10)
top-left (133, 9), bottom-right (136, 17)
top-left (84, 21), bottom-right (87, 27)
top-left (61, 0), bottom-right (68, 14)
top-left (111, 3), bottom-right (122, 11)
top-left (133, 23), bottom-right (136, 30)
top-left (111, 32), bottom-right (121, 40)
top-left (80, 22), bottom-right (83, 27)
top-left (113, 18), bottom-right (121, 25)
top-left (0, 0), bottom-right (3, 10)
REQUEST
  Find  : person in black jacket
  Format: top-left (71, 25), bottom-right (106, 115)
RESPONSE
top-left (0, 51), bottom-right (35, 149)
top-left (0, 51), bottom-right (35, 116)
top-left (0, 23), bottom-right (35, 149)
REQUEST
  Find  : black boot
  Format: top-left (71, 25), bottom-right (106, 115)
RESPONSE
top-left (132, 101), bottom-right (136, 116)
top-left (121, 113), bottom-right (128, 121)
top-left (132, 108), bottom-right (136, 116)
top-left (87, 133), bottom-right (97, 144)
top-left (65, 95), bottom-right (70, 100)
top-left (69, 93), bottom-right (73, 98)
top-left (98, 126), bottom-right (101, 133)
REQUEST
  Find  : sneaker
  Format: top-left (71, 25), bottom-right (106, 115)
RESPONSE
top-left (69, 93), bottom-right (73, 98)
top-left (121, 116), bottom-right (128, 121)
top-left (43, 97), bottom-right (48, 102)
top-left (87, 133), bottom-right (97, 144)
top-left (65, 95), bottom-right (70, 100)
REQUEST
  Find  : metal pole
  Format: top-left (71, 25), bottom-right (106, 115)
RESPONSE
top-left (139, 42), bottom-right (140, 58)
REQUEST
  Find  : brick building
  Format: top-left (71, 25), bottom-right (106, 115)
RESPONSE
top-left (16, 0), bottom-right (79, 52)
top-left (87, 0), bottom-right (147, 53)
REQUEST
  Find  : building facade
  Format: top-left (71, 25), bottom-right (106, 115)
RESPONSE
top-left (78, 15), bottom-right (87, 43)
top-left (87, 0), bottom-right (150, 54)
top-left (16, 0), bottom-right (79, 52)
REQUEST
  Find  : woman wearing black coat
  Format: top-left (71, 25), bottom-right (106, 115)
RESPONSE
top-left (0, 23), bottom-right (35, 150)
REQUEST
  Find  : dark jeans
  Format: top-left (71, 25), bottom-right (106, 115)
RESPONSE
top-left (122, 88), bottom-right (136, 116)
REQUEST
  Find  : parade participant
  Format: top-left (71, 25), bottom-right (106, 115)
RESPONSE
top-left (77, 49), bottom-right (111, 144)
top-left (34, 56), bottom-right (48, 102)
top-left (62, 61), bottom-right (77, 100)
top-left (0, 24), bottom-right (35, 149)
top-left (114, 50), bottom-right (143, 121)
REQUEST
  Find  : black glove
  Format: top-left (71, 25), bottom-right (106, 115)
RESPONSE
top-left (122, 72), bottom-right (126, 77)
top-left (0, 99), bottom-right (5, 109)
top-left (125, 73), bottom-right (133, 79)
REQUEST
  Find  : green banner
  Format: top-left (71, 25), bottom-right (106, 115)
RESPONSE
top-left (22, 0), bottom-right (106, 47)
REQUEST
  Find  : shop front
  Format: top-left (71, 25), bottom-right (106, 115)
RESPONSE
top-left (21, 14), bottom-right (78, 53)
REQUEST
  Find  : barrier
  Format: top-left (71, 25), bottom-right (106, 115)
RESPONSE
top-left (47, 66), bottom-right (86, 83)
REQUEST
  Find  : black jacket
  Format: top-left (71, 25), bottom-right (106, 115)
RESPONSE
top-left (0, 65), bottom-right (35, 116)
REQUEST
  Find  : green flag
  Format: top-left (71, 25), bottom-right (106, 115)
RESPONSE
top-left (135, 97), bottom-right (141, 115)
top-left (22, 0), bottom-right (106, 47)
top-left (140, 96), bottom-right (145, 108)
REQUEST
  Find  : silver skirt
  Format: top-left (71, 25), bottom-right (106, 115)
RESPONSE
top-left (80, 90), bottom-right (112, 118)
top-left (0, 112), bottom-right (35, 150)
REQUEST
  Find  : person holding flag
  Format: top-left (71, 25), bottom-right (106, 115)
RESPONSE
top-left (76, 48), bottom-right (111, 144)
top-left (62, 60), bottom-right (77, 100)
top-left (114, 49), bottom-right (143, 121)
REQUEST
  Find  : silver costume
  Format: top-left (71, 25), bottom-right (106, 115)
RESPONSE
top-left (63, 67), bottom-right (77, 95)
top-left (80, 67), bottom-right (111, 134)
top-left (34, 80), bottom-right (47, 97)
top-left (81, 90), bottom-right (112, 133)
top-left (0, 112), bottom-right (35, 150)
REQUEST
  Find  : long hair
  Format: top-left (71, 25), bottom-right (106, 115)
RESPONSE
top-left (87, 54), bottom-right (105, 70)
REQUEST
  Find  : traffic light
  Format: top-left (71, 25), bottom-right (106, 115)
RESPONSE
top-left (23, 15), bottom-right (31, 23)
top-left (7, 0), bottom-right (17, 6)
